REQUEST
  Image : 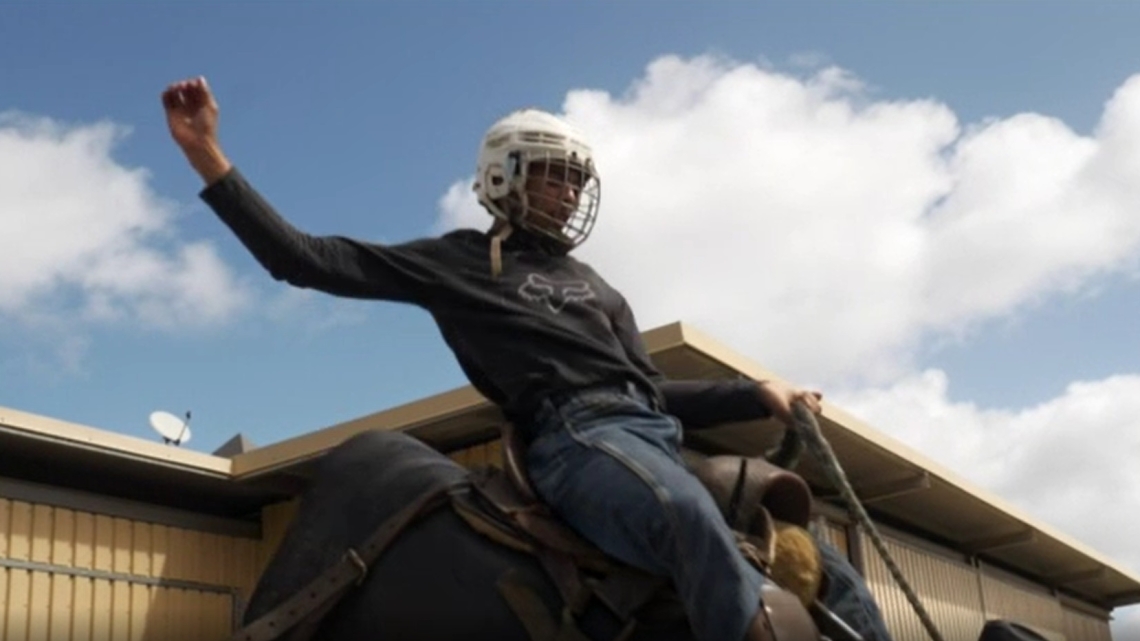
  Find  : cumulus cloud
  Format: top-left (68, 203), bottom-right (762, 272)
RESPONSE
top-left (436, 53), bottom-right (1140, 636)
top-left (437, 55), bottom-right (1140, 389)
top-left (835, 372), bottom-right (1140, 564)
top-left (835, 371), bottom-right (1140, 639)
top-left (0, 112), bottom-right (249, 332)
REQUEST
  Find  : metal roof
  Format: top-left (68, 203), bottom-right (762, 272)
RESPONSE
top-left (1, 321), bottom-right (1136, 609)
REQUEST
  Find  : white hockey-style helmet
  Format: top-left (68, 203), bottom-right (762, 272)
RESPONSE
top-left (473, 109), bottom-right (601, 251)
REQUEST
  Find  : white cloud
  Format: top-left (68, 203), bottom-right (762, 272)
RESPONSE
top-left (834, 371), bottom-right (1140, 561)
top-left (835, 371), bottom-right (1140, 639)
top-left (438, 55), bottom-right (1140, 389)
top-left (437, 54), bottom-right (1140, 636)
top-left (1113, 609), bottom-right (1140, 641)
top-left (0, 112), bottom-right (249, 333)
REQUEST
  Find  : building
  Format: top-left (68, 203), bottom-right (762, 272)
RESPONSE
top-left (1, 323), bottom-right (1135, 641)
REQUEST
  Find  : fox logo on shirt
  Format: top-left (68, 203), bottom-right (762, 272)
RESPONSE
top-left (518, 273), bottom-right (596, 314)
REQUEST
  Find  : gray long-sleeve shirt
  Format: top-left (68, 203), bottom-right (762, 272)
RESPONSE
top-left (200, 168), bottom-right (773, 434)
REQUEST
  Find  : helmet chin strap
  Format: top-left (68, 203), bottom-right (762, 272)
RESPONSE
top-left (489, 219), bottom-right (514, 278)
top-left (488, 190), bottom-right (529, 278)
top-left (488, 188), bottom-right (577, 277)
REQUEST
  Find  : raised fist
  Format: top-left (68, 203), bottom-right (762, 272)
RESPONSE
top-left (161, 76), bottom-right (219, 152)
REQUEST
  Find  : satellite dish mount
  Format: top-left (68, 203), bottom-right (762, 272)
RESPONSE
top-left (150, 410), bottom-right (192, 447)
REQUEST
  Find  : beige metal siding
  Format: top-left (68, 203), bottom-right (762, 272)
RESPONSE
top-left (449, 439), bottom-right (503, 469)
top-left (0, 497), bottom-right (261, 640)
top-left (1061, 604), bottom-right (1111, 641)
top-left (979, 563), bottom-right (1065, 640)
top-left (815, 519), bottom-right (848, 558)
top-left (257, 499), bottom-right (300, 573)
top-left (859, 529), bottom-right (987, 641)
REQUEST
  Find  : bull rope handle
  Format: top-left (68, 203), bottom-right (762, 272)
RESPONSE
top-left (791, 402), bottom-right (947, 641)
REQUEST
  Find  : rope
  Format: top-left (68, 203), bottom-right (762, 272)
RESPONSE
top-left (791, 402), bottom-right (947, 641)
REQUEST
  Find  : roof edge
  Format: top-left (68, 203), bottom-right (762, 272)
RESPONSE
top-left (673, 324), bottom-right (1140, 588)
top-left (230, 322), bottom-right (692, 479)
top-left (230, 386), bottom-right (493, 478)
top-left (0, 405), bottom-right (231, 476)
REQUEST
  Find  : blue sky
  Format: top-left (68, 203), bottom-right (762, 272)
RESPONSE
top-left (3, 0), bottom-right (1137, 446)
top-left (4, 1), bottom-right (1140, 635)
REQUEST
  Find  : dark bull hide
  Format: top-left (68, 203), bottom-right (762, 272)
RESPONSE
top-left (240, 430), bottom-right (870, 641)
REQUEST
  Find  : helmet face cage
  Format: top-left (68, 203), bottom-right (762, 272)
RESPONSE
top-left (512, 149), bottom-right (600, 249)
top-left (474, 110), bottom-right (601, 251)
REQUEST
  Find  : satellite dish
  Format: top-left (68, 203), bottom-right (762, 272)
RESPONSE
top-left (149, 410), bottom-right (192, 446)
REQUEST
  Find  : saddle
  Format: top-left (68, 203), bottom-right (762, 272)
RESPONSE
top-left (447, 423), bottom-right (831, 641)
top-left (231, 425), bottom-right (859, 641)
top-left (450, 424), bottom-right (682, 641)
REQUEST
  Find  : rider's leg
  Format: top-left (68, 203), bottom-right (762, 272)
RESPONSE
top-left (525, 385), bottom-right (766, 641)
top-left (816, 539), bottom-right (895, 641)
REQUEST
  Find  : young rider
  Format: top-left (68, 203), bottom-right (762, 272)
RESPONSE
top-left (162, 76), bottom-right (825, 641)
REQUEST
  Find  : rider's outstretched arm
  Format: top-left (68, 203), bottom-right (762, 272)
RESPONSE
top-left (162, 76), bottom-right (444, 303)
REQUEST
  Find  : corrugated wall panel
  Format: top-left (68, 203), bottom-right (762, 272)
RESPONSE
top-left (979, 563), bottom-right (1065, 640)
top-left (859, 530), bottom-right (986, 641)
top-left (0, 567), bottom-right (8, 639)
top-left (5, 497), bottom-right (31, 641)
top-left (0, 496), bottom-right (254, 640)
top-left (1061, 605), bottom-right (1111, 641)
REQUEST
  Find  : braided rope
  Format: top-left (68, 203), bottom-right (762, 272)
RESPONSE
top-left (792, 403), bottom-right (946, 641)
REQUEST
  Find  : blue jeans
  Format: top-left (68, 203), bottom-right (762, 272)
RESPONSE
top-left (817, 539), bottom-right (895, 641)
top-left (524, 384), bottom-right (765, 641)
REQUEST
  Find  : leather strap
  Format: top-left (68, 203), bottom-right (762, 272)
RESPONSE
top-left (496, 569), bottom-right (593, 641)
top-left (586, 569), bottom-right (668, 622)
top-left (229, 482), bottom-right (459, 641)
top-left (471, 467), bottom-right (612, 571)
top-left (455, 473), bottom-right (671, 632)
top-left (536, 549), bottom-right (591, 615)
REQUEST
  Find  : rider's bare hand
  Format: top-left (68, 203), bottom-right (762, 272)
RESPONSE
top-left (161, 76), bottom-right (231, 185)
top-left (757, 380), bottom-right (823, 427)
